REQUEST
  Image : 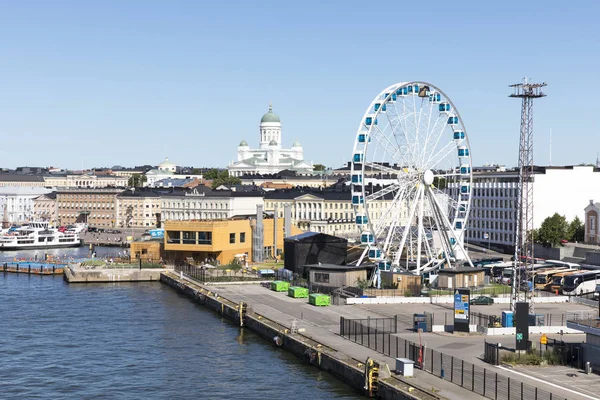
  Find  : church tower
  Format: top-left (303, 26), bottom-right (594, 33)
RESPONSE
top-left (259, 102), bottom-right (282, 149)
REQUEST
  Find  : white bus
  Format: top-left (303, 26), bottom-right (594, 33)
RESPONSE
top-left (545, 260), bottom-right (579, 270)
top-left (562, 271), bottom-right (600, 295)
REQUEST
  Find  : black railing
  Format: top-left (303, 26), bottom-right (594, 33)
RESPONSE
top-left (340, 316), bottom-right (567, 400)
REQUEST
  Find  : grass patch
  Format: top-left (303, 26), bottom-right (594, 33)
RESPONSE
top-left (428, 284), bottom-right (511, 297)
top-left (501, 350), bottom-right (562, 366)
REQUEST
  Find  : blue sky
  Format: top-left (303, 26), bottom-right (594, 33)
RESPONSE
top-left (1, 1), bottom-right (598, 170)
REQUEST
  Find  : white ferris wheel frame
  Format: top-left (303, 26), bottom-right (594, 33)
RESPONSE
top-left (350, 81), bottom-right (475, 274)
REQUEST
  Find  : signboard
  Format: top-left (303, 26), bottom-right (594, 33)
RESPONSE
top-left (540, 334), bottom-right (547, 345)
top-left (453, 288), bottom-right (470, 333)
top-left (515, 302), bottom-right (529, 351)
top-left (149, 229), bottom-right (165, 238)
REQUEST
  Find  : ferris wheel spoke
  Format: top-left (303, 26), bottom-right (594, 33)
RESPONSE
top-left (373, 185), bottom-right (411, 240)
top-left (370, 124), bottom-right (405, 166)
top-left (363, 162), bottom-right (402, 177)
top-left (421, 115), bottom-right (448, 168)
top-left (426, 138), bottom-right (461, 171)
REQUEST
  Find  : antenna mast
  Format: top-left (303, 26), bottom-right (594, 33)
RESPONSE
top-left (509, 78), bottom-right (547, 313)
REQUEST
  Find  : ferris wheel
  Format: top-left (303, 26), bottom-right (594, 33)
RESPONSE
top-left (351, 82), bottom-right (474, 275)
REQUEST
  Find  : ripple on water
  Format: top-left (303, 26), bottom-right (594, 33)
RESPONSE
top-left (1, 273), bottom-right (363, 400)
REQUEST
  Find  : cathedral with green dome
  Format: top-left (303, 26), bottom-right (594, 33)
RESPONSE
top-left (228, 103), bottom-right (314, 177)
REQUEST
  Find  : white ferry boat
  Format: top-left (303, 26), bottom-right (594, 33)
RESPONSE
top-left (0, 221), bottom-right (83, 250)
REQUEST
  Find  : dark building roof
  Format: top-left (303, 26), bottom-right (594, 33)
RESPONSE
top-left (266, 184), bottom-right (395, 201)
top-left (0, 174), bottom-right (45, 182)
top-left (285, 232), bottom-right (347, 243)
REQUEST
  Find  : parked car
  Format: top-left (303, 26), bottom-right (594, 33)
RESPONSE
top-left (470, 296), bottom-right (494, 305)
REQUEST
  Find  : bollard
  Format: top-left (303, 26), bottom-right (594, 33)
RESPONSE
top-left (28, 264), bottom-right (31, 274)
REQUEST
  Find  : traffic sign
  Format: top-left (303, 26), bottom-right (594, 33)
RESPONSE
top-left (540, 334), bottom-right (547, 345)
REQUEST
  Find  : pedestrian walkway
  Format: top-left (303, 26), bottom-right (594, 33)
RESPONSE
top-left (212, 284), bottom-right (484, 400)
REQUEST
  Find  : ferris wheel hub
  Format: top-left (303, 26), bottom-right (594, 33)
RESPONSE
top-left (423, 170), bottom-right (434, 186)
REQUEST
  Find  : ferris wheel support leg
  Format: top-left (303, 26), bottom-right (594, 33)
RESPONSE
top-left (426, 186), bottom-right (474, 268)
top-left (415, 187), bottom-right (425, 275)
top-left (379, 187), bottom-right (406, 257)
top-left (428, 193), bottom-right (454, 268)
top-left (393, 185), bottom-right (423, 267)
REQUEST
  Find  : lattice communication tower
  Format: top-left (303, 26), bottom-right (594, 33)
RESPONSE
top-left (509, 78), bottom-right (547, 312)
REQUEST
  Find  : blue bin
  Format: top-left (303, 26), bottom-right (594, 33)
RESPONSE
top-left (501, 311), bottom-right (513, 328)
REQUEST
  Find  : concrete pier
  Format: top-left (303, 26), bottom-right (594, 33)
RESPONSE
top-left (160, 271), bottom-right (451, 400)
top-left (64, 265), bottom-right (170, 283)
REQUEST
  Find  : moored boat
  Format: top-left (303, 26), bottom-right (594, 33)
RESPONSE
top-left (0, 221), bottom-right (83, 251)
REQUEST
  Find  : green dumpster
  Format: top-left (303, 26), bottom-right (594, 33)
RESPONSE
top-left (309, 293), bottom-right (330, 306)
top-left (271, 280), bottom-right (290, 292)
top-left (288, 286), bottom-right (309, 298)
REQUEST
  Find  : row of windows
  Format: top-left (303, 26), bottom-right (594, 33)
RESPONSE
top-left (163, 201), bottom-right (228, 209)
top-left (472, 199), bottom-right (514, 209)
top-left (59, 204), bottom-right (114, 210)
top-left (229, 232), bottom-right (246, 244)
top-left (467, 229), bottom-right (514, 243)
top-left (471, 210), bottom-right (514, 219)
top-left (472, 188), bottom-right (517, 198)
top-left (469, 220), bottom-right (514, 231)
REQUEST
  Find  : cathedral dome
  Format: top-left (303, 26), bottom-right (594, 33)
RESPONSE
top-left (292, 139), bottom-right (301, 147)
top-left (260, 103), bottom-right (281, 123)
top-left (158, 157), bottom-right (176, 172)
top-left (269, 140), bottom-right (278, 146)
top-left (239, 139), bottom-right (248, 147)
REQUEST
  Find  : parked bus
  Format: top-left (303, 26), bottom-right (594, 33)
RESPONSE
top-left (549, 270), bottom-right (579, 292)
top-left (562, 271), bottom-right (600, 296)
top-left (545, 260), bottom-right (579, 270)
top-left (467, 257), bottom-right (504, 268)
top-left (533, 268), bottom-right (570, 290)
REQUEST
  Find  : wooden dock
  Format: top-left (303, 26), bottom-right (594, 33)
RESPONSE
top-left (1, 264), bottom-right (64, 275)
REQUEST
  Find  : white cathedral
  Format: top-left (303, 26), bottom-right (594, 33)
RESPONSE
top-left (228, 104), bottom-right (314, 177)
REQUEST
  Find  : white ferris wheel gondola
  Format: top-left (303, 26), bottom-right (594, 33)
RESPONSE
top-left (351, 82), bottom-right (474, 275)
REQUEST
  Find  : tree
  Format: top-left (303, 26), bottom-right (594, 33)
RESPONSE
top-left (127, 173), bottom-right (147, 188)
top-left (537, 213), bottom-right (568, 246)
top-left (204, 168), bottom-right (220, 180)
top-left (568, 216), bottom-right (585, 242)
top-left (314, 164), bottom-right (326, 172)
top-left (210, 170), bottom-right (241, 189)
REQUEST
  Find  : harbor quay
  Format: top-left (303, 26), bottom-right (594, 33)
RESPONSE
top-left (160, 271), bottom-right (485, 400)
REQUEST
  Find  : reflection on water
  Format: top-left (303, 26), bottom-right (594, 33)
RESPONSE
top-left (0, 262), bottom-right (363, 400)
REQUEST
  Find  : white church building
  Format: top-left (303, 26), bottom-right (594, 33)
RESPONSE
top-left (228, 104), bottom-right (314, 177)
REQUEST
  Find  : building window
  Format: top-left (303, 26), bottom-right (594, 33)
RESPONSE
top-left (230, 233), bottom-right (236, 244)
top-left (314, 273), bottom-right (330, 283)
top-left (167, 230), bottom-right (181, 243)
top-left (240, 232), bottom-right (246, 243)
top-left (182, 231), bottom-right (195, 244)
top-left (198, 231), bottom-right (212, 245)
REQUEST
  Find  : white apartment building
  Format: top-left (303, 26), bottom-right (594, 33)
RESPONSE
top-left (44, 174), bottom-right (128, 188)
top-left (466, 165), bottom-right (600, 251)
top-left (0, 187), bottom-right (53, 224)
top-left (160, 186), bottom-right (264, 223)
top-left (264, 189), bottom-right (395, 238)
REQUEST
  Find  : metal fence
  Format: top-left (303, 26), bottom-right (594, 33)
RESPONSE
top-left (340, 317), bottom-right (567, 400)
top-left (174, 263), bottom-right (271, 282)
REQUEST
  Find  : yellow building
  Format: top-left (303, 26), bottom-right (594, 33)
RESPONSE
top-left (163, 218), bottom-right (301, 265)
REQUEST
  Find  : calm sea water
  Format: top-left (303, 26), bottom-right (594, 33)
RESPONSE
top-left (0, 251), bottom-right (362, 400)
